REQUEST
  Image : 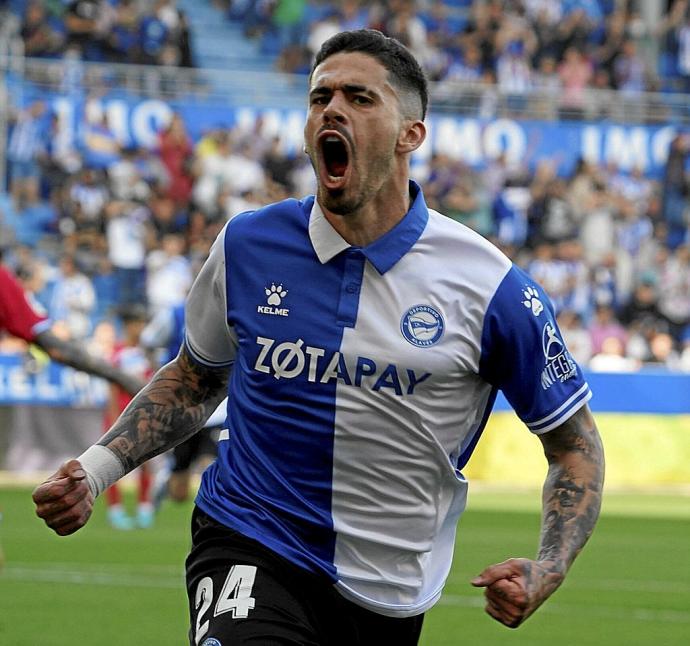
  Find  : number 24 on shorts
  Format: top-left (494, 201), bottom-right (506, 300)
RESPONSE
top-left (194, 564), bottom-right (257, 644)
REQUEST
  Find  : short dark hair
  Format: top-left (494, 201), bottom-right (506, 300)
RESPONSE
top-left (311, 29), bottom-right (429, 120)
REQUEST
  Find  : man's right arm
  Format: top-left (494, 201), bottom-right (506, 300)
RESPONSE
top-left (97, 344), bottom-right (229, 471)
top-left (32, 344), bottom-right (229, 535)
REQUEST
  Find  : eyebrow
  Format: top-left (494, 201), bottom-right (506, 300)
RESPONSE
top-left (309, 84), bottom-right (378, 98)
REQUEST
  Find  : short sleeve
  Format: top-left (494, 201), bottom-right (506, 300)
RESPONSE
top-left (184, 224), bottom-right (238, 367)
top-left (478, 265), bottom-right (591, 433)
top-left (0, 266), bottom-right (51, 342)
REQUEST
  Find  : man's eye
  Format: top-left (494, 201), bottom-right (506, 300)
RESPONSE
top-left (353, 96), bottom-right (371, 105)
top-left (311, 96), bottom-right (328, 105)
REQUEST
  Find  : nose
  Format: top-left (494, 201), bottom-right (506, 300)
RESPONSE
top-left (323, 93), bottom-right (347, 125)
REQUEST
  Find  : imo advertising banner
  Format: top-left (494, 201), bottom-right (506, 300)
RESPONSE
top-left (41, 94), bottom-right (682, 178)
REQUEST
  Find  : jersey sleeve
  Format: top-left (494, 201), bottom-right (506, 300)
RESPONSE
top-left (184, 223), bottom-right (238, 367)
top-left (478, 264), bottom-right (591, 434)
top-left (0, 266), bottom-right (51, 342)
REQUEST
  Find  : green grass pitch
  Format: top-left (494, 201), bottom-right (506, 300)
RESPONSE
top-left (1, 487), bottom-right (688, 645)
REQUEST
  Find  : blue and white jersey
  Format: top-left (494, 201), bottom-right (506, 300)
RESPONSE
top-left (184, 182), bottom-right (591, 617)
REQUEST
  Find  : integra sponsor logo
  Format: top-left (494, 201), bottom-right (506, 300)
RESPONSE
top-left (254, 336), bottom-right (432, 396)
top-left (541, 322), bottom-right (577, 390)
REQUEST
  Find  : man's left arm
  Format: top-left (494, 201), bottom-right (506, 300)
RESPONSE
top-left (472, 404), bottom-right (604, 628)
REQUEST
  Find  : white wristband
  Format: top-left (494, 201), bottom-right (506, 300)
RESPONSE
top-left (77, 445), bottom-right (125, 498)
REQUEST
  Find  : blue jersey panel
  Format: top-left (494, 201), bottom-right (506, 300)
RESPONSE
top-left (196, 197), bottom-right (350, 579)
top-left (165, 303), bottom-right (186, 364)
top-left (478, 265), bottom-right (591, 432)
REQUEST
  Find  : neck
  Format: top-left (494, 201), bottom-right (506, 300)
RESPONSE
top-left (320, 178), bottom-right (412, 247)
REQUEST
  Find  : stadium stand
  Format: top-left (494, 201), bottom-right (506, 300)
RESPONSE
top-left (1, 0), bottom-right (690, 374)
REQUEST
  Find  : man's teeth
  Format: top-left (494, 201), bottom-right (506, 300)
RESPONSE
top-left (325, 136), bottom-right (340, 143)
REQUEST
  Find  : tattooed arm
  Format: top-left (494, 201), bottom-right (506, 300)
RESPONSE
top-left (35, 329), bottom-right (146, 396)
top-left (32, 345), bottom-right (229, 535)
top-left (471, 404), bottom-right (605, 628)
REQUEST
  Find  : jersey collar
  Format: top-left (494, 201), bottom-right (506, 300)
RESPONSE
top-left (309, 181), bottom-right (429, 275)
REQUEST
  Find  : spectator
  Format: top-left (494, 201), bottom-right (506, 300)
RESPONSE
top-left (263, 136), bottom-right (295, 191)
top-left (64, 0), bottom-right (115, 61)
top-left (67, 168), bottom-right (110, 228)
top-left (146, 233), bottom-right (193, 313)
top-left (441, 172), bottom-right (493, 237)
top-left (272, 0), bottom-right (307, 52)
top-left (619, 274), bottom-right (665, 330)
top-left (108, 147), bottom-right (151, 202)
top-left (657, 244), bottom-right (690, 339)
top-left (557, 309), bottom-right (593, 366)
top-left (7, 100), bottom-right (47, 204)
top-left (108, 0), bottom-right (141, 63)
top-left (20, 2), bottom-right (63, 57)
top-left (158, 114), bottom-right (194, 207)
top-left (496, 39), bottom-right (533, 97)
top-left (105, 200), bottom-right (149, 306)
top-left (195, 135), bottom-right (265, 214)
top-left (645, 331), bottom-right (682, 369)
top-left (661, 134), bottom-right (689, 249)
top-left (558, 47), bottom-right (593, 120)
top-left (49, 254), bottom-right (96, 340)
top-left (613, 39), bottom-right (647, 95)
top-left (676, 12), bottom-right (690, 92)
top-left (139, 5), bottom-right (169, 65)
top-left (386, 0), bottom-right (430, 66)
top-left (579, 181), bottom-right (616, 266)
top-left (536, 178), bottom-right (579, 243)
top-left (81, 114), bottom-right (121, 171)
top-left (493, 178), bottom-right (531, 248)
top-left (589, 303), bottom-right (628, 356)
top-left (589, 335), bottom-right (639, 372)
top-left (307, 11), bottom-right (343, 61)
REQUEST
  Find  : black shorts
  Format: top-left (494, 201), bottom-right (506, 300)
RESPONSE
top-left (172, 428), bottom-right (219, 472)
top-left (185, 507), bottom-right (425, 646)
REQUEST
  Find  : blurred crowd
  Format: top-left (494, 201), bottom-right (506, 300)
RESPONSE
top-left (2, 0), bottom-right (690, 374)
top-left (225, 0), bottom-right (690, 105)
top-left (8, 0), bottom-right (194, 67)
top-left (2, 94), bottom-right (690, 373)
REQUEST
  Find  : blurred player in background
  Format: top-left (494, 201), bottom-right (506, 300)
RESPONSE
top-left (140, 302), bottom-right (224, 508)
top-left (33, 30), bottom-right (604, 644)
top-left (102, 305), bottom-right (155, 530)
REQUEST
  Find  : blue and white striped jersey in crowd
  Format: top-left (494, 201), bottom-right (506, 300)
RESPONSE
top-left (7, 112), bottom-right (45, 163)
top-left (183, 181), bottom-right (591, 618)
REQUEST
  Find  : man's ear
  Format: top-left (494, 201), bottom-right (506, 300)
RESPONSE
top-left (397, 120), bottom-right (426, 155)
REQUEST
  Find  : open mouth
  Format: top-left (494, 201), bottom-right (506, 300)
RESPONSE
top-left (318, 131), bottom-right (351, 189)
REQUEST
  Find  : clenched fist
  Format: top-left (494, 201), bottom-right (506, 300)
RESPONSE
top-left (32, 459), bottom-right (94, 536)
top-left (471, 558), bottom-right (564, 628)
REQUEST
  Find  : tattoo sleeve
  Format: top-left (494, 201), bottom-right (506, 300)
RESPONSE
top-left (97, 345), bottom-right (230, 473)
top-left (537, 404), bottom-right (605, 576)
top-left (36, 330), bottom-right (145, 395)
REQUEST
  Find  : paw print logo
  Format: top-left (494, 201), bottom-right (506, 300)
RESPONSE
top-left (522, 286), bottom-right (544, 316)
top-left (266, 283), bottom-right (288, 306)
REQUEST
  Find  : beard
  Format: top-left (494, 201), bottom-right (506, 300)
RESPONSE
top-left (308, 147), bottom-right (393, 216)
top-left (317, 185), bottom-right (367, 215)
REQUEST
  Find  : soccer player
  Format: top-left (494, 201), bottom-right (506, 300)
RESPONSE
top-left (33, 30), bottom-right (604, 644)
top-left (101, 305), bottom-right (155, 530)
top-left (0, 257), bottom-right (144, 395)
